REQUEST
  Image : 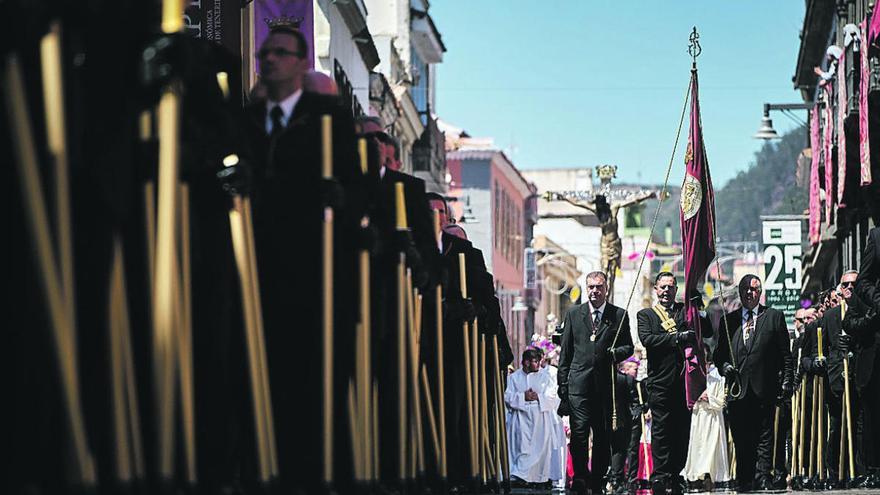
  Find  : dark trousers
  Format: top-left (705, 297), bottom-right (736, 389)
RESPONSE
top-left (569, 392), bottom-right (610, 491)
top-left (827, 387), bottom-right (863, 479)
top-left (860, 362), bottom-right (880, 471)
top-left (609, 417), bottom-right (634, 484)
top-left (728, 389), bottom-right (774, 485)
top-left (627, 414), bottom-right (644, 485)
top-left (648, 381), bottom-right (690, 486)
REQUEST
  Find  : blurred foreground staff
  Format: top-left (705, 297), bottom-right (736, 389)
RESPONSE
top-left (239, 20), bottom-right (364, 494)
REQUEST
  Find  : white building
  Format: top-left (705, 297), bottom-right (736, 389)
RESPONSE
top-left (365, 0), bottom-right (447, 191)
top-left (313, 0), bottom-right (379, 115)
top-left (522, 168), bottom-right (655, 346)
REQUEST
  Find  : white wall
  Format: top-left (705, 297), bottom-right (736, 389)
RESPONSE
top-left (314, 0), bottom-right (370, 112)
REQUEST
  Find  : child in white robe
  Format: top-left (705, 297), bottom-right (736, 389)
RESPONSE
top-left (681, 362), bottom-right (730, 488)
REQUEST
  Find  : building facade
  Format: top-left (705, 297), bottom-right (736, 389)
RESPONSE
top-left (365, 0), bottom-right (447, 191)
top-left (794, 0), bottom-right (880, 298)
top-left (445, 147), bottom-right (538, 361)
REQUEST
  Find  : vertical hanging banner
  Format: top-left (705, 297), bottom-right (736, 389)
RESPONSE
top-left (761, 219), bottom-right (803, 330)
top-left (253, 0), bottom-right (314, 70)
top-left (680, 67), bottom-right (716, 410)
top-left (184, 0), bottom-right (242, 59)
top-left (823, 85), bottom-right (834, 225)
top-left (809, 108), bottom-right (821, 244)
top-left (860, 20), bottom-right (872, 186)
top-left (837, 52), bottom-right (847, 207)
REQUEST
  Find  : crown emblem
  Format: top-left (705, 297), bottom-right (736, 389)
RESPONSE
top-left (265, 15), bottom-right (304, 31)
top-left (596, 164), bottom-right (617, 181)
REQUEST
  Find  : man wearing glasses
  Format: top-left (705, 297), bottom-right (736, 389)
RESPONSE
top-left (242, 21), bottom-right (364, 494)
top-left (713, 275), bottom-right (793, 492)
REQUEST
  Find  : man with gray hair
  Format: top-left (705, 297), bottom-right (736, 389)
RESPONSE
top-left (558, 271), bottom-right (633, 494)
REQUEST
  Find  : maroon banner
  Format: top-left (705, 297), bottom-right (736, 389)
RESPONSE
top-left (837, 53), bottom-right (847, 207)
top-left (680, 69), bottom-right (715, 410)
top-left (809, 108), bottom-right (821, 244)
top-left (870, 6), bottom-right (880, 47)
top-left (823, 85), bottom-right (834, 225)
top-left (253, 0), bottom-right (314, 70)
top-left (861, 20), bottom-right (873, 186)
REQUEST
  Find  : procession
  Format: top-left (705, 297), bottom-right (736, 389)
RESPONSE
top-left (5, 1), bottom-right (880, 494)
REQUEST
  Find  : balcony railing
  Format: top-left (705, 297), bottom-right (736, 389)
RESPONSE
top-left (412, 115), bottom-right (446, 183)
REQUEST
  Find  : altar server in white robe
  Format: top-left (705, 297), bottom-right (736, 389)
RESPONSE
top-left (681, 361), bottom-right (730, 485)
top-left (506, 348), bottom-right (565, 483)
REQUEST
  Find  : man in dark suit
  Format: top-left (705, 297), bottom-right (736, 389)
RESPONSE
top-left (637, 272), bottom-right (694, 494)
top-left (856, 227), bottom-right (880, 314)
top-left (714, 274), bottom-right (794, 492)
top-left (805, 271), bottom-right (873, 483)
top-left (558, 271), bottom-right (633, 494)
top-left (240, 24), bottom-right (363, 492)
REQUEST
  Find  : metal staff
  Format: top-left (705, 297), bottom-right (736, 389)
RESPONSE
top-left (40, 21), bottom-right (76, 352)
top-left (491, 335), bottom-right (510, 484)
top-left (5, 53), bottom-right (96, 485)
top-left (459, 252), bottom-right (478, 479)
top-left (355, 139), bottom-right (373, 481)
top-left (228, 194), bottom-right (273, 482)
top-left (841, 302), bottom-right (856, 480)
top-left (406, 270), bottom-right (425, 479)
top-left (799, 374), bottom-right (807, 478)
top-left (772, 405), bottom-right (781, 476)
top-left (809, 369), bottom-right (818, 480)
top-left (472, 313), bottom-right (482, 479)
top-left (395, 182), bottom-right (410, 484)
top-left (320, 115), bottom-right (336, 485)
top-left (177, 184), bottom-right (197, 484)
top-left (433, 209), bottom-right (448, 480)
top-left (791, 349), bottom-right (804, 479)
top-left (817, 327), bottom-right (825, 482)
top-left (479, 334), bottom-right (493, 483)
top-left (153, 0), bottom-right (188, 478)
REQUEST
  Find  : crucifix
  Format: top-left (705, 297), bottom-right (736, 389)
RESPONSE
top-left (543, 165), bottom-right (656, 301)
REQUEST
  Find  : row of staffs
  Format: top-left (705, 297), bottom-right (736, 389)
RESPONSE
top-left (5, 7), bottom-right (512, 489)
top-left (784, 325), bottom-right (857, 484)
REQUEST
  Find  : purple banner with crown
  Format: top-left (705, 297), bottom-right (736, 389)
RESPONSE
top-left (254, 0), bottom-right (315, 69)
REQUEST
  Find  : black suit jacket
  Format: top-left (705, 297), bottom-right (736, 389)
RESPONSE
top-left (558, 303), bottom-right (633, 395)
top-left (856, 226), bottom-right (880, 313)
top-left (637, 303), bottom-right (687, 389)
top-left (714, 306), bottom-right (793, 402)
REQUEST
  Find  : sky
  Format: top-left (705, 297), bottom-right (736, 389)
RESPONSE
top-left (430, 1), bottom-right (808, 188)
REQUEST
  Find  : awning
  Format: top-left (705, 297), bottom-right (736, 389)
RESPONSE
top-left (800, 225), bottom-right (838, 295)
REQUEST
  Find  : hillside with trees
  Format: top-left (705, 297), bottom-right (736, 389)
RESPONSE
top-left (643, 126), bottom-right (808, 243)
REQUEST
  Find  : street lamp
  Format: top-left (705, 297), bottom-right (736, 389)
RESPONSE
top-left (753, 103), bottom-right (814, 140)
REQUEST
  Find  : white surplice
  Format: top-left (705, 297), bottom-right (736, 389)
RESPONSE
top-left (681, 365), bottom-right (730, 482)
top-left (505, 366), bottom-right (565, 483)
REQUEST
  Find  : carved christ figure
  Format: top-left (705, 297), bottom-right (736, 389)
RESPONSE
top-left (556, 191), bottom-right (657, 301)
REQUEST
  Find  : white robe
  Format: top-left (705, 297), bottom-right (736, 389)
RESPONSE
top-left (505, 367), bottom-right (564, 483)
top-left (681, 365), bottom-right (730, 482)
top-left (541, 366), bottom-right (567, 484)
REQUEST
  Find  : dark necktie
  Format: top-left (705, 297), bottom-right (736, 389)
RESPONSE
top-left (270, 105), bottom-right (284, 136)
top-left (591, 310), bottom-right (601, 341)
top-left (744, 310), bottom-right (754, 343)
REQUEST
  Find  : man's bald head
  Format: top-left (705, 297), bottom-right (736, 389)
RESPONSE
top-left (444, 224), bottom-right (468, 240)
top-left (303, 70), bottom-right (338, 96)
